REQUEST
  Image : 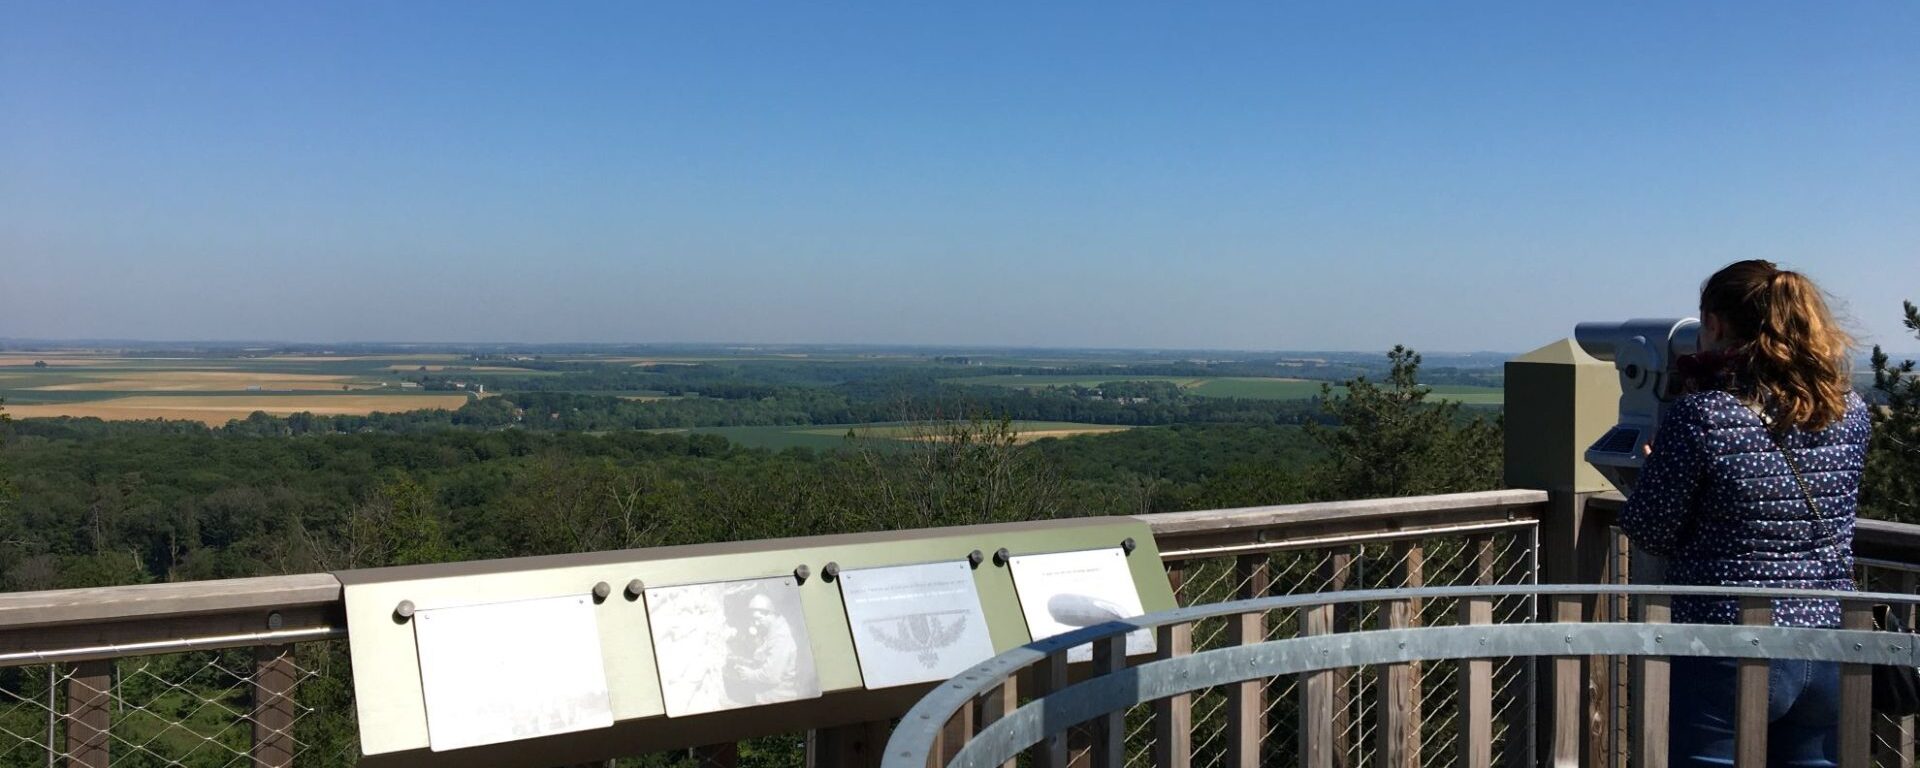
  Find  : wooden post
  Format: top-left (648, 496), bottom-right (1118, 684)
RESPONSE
top-left (1840, 600), bottom-right (1874, 768)
top-left (1152, 622), bottom-right (1193, 768)
top-left (64, 660), bottom-right (111, 768)
top-left (1591, 529), bottom-right (1631, 768)
top-left (252, 645), bottom-right (297, 768)
top-left (1463, 534), bottom-right (1498, 768)
top-left (807, 721), bottom-right (892, 768)
top-left (1537, 491), bottom-right (1607, 768)
top-left (1458, 595), bottom-right (1494, 768)
top-left (1226, 554), bottom-right (1269, 768)
top-left (1381, 594), bottom-right (1416, 768)
top-left (933, 702), bottom-right (975, 767)
top-left (1034, 649), bottom-right (1072, 768)
top-left (1325, 551), bottom-right (1353, 768)
top-left (1550, 593), bottom-right (1585, 768)
top-left (1379, 542), bottom-right (1422, 768)
top-left (1876, 573), bottom-right (1918, 768)
top-left (1300, 602), bottom-right (1335, 768)
top-left (1090, 635), bottom-right (1127, 768)
top-left (977, 677), bottom-right (1019, 768)
top-left (1733, 597), bottom-right (1773, 768)
top-left (1630, 595), bottom-right (1671, 768)
top-left (1405, 541), bottom-right (1424, 768)
top-left (693, 742), bottom-right (740, 768)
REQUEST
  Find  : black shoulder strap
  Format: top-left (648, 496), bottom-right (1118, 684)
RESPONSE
top-left (1765, 428), bottom-right (1822, 523)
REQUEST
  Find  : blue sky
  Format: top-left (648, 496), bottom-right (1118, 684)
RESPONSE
top-left (3, 2), bottom-right (1916, 352)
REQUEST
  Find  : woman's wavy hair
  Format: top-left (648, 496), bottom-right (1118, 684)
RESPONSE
top-left (1700, 260), bottom-right (1855, 431)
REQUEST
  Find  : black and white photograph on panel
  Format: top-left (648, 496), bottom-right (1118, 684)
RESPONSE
top-left (837, 560), bottom-right (997, 688)
top-left (1007, 547), bottom-right (1155, 663)
top-left (643, 576), bottom-right (821, 717)
top-left (412, 594), bottom-right (615, 751)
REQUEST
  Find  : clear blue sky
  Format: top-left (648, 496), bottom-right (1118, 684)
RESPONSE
top-left (3, 2), bottom-right (1916, 352)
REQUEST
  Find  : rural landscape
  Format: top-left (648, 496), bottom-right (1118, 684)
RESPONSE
top-left (4, 4), bottom-right (1917, 767)
top-left (0, 344), bottom-right (1504, 438)
top-left (1, 324), bottom-right (1916, 766)
top-left (0, 340), bottom-right (1520, 765)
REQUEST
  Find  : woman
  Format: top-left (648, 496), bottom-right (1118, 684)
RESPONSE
top-left (1620, 260), bottom-right (1871, 767)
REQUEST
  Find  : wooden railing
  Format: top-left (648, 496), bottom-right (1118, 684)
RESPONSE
top-left (0, 488), bottom-right (1914, 767)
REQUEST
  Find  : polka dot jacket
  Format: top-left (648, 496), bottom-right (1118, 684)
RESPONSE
top-left (1619, 389), bottom-right (1871, 627)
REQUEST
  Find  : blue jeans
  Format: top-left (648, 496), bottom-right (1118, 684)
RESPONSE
top-left (1668, 656), bottom-right (1840, 767)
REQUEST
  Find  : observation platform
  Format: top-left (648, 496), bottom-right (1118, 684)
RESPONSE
top-left (2, 341), bottom-right (1914, 768)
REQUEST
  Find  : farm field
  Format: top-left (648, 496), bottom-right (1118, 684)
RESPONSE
top-left (657, 421), bottom-right (1135, 451)
top-left (1, 394), bottom-right (471, 425)
top-left (944, 374), bottom-right (1504, 404)
top-left (0, 352), bottom-right (507, 424)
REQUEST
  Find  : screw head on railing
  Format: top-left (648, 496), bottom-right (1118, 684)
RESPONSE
top-left (794, 564), bottom-right (811, 584)
top-left (823, 562), bottom-right (841, 582)
top-left (393, 600), bottom-right (416, 621)
top-left (266, 611), bottom-right (284, 631)
top-left (593, 581), bottom-right (612, 602)
top-left (993, 548), bottom-right (1011, 567)
top-left (1121, 537), bottom-right (1137, 555)
top-left (967, 549), bottom-right (985, 569)
top-left (625, 579), bottom-right (646, 600)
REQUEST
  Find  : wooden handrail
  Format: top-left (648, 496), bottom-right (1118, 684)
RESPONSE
top-left (2, 489), bottom-right (1916, 667)
top-left (0, 574), bottom-right (345, 666)
top-left (1139, 489), bottom-right (1549, 559)
top-left (0, 573), bottom-right (342, 630)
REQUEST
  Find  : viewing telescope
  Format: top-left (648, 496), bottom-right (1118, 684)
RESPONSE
top-left (1574, 318), bottom-right (1702, 494)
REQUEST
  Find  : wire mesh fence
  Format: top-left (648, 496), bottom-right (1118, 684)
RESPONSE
top-left (1150, 524), bottom-right (1540, 768)
top-left (1859, 562), bottom-right (1920, 768)
top-left (0, 642), bottom-right (358, 768)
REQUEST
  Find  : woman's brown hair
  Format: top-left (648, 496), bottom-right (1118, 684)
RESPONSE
top-left (1700, 259), bottom-right (1855, 431)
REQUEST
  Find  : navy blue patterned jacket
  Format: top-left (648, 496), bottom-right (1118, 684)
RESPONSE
top-left (1619, 389), bottom-right (1871, 627)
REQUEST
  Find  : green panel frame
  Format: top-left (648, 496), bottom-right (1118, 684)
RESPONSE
top-left (339, 516), bottom-right (1171, 765)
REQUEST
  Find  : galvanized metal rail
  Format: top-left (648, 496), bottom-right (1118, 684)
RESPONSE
top-left (884, 583), bottom-right (1914, 768)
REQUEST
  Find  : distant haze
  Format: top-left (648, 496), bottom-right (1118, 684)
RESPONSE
top-left (2, 3), bottom-right (1916, 352)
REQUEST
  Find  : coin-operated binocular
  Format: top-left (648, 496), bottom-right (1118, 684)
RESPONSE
top-left (1573, 318), bottom-right (1702, 494)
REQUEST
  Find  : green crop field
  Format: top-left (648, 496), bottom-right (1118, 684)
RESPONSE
top-left (656, 421), bottom-right (1136, 451)
top-left (943, 374), bottom-right (1503, 404)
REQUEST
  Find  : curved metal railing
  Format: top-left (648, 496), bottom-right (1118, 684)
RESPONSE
top-left (884, 584), bottom-right (1920, 768)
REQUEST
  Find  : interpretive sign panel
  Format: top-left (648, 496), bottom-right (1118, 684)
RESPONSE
top-left (644, 576), bottom-right (821, 717)
top-left (413, 595), bottom-right (614, 752)
top-left (1008, 548), bottom-right (1154, 663)
top-left (837, 561), bottom-right (996, 689)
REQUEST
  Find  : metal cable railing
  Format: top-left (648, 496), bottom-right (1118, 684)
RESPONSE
top-left (1156, 525), bottom-right (1538, 768)
top-left (0, 644), bottom-right (358, 768)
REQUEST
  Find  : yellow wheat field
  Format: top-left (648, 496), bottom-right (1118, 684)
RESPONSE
top-left (28, 371), bottom-right (370, 392)
top-left (0, 355), bottom-right (129, 367)
top-left (3, 395), bottom-right (470, 425)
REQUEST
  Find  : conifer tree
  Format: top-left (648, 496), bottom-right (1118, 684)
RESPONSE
top-left (1865, 301), bottom-right (1920, 522)
top-left (1304, 346), bottom-right (1503, 499)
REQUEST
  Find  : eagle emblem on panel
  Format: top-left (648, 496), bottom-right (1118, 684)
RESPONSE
top-left (867, 610), bottom-right (971, 668)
